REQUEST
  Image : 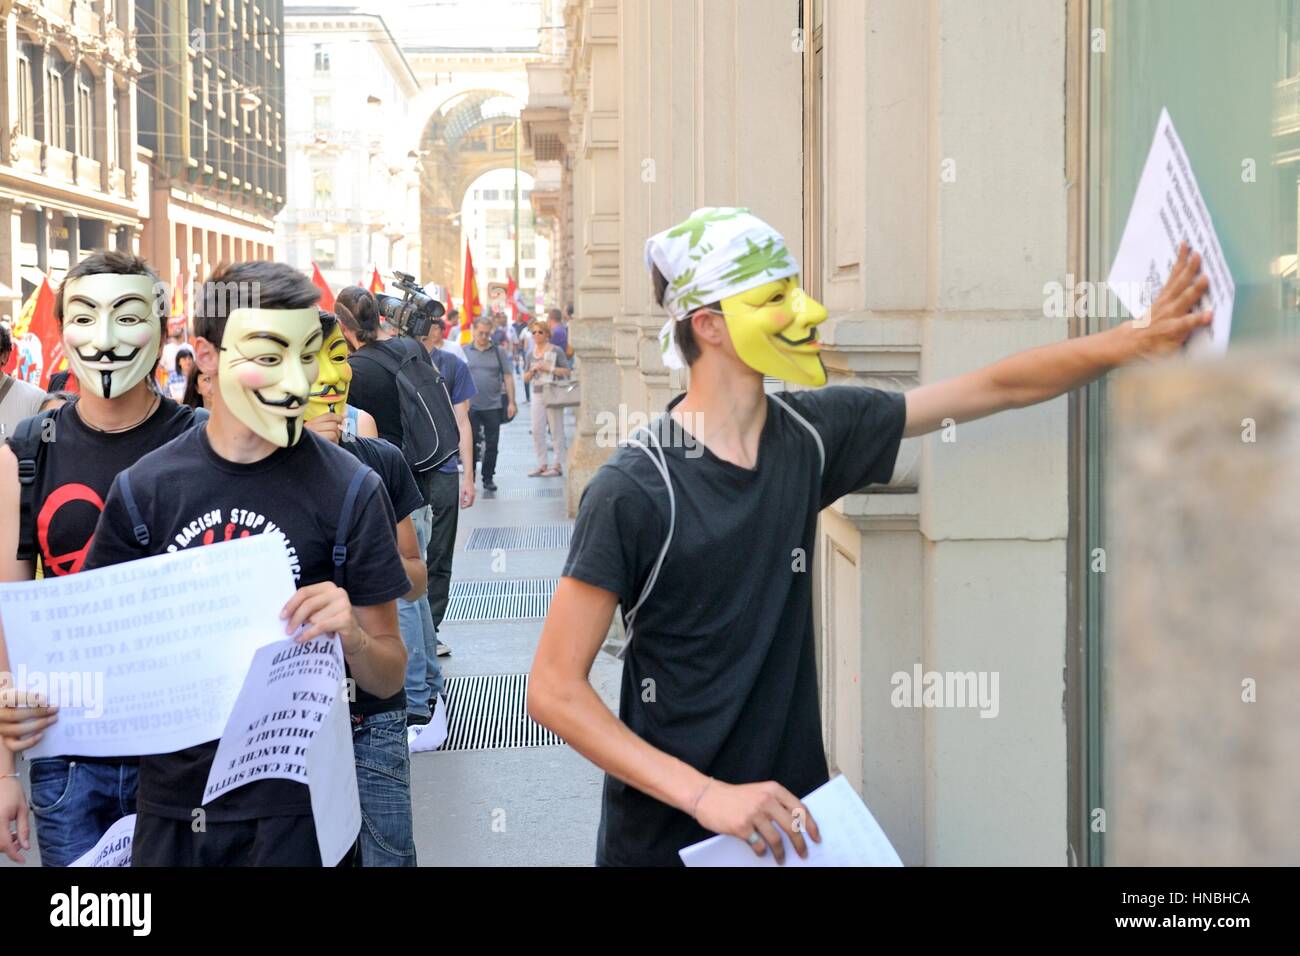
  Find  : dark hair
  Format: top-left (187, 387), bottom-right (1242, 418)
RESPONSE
top-left (54, 251), bottom-right (164, 328)
top-left (334, 286), bottom-right (380, 345)
top-left (318, 309), bottom-right (338, 339)
top-left (547, 308), bottom-right (562, 324)
top-left (447, 307), bottom-right (459, 321)
top-left (39, 390), bottom-right (76, 411)
top-left (192, 260), bottom-right (320, 347)
top-left (651, 265), bottom-right (713, 366)
top-left (181, 364), bottom-right (205, 409)
top-left (0, 323), bottom-right (11, 365)
top-left (174, 347), bottom-right (195, 376)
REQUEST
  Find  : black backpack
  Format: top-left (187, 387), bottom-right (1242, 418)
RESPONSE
top-left (351, 337), bottom-right (458, 474)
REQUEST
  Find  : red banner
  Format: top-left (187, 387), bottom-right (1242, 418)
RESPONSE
top-left (311, 262), bottom-right (336, 312)
top-left (461, 244), bottom-right (482, 345)
top-left (3, 277), bottom-right (60, 388)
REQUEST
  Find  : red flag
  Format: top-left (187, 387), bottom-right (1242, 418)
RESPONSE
top-left (311, 262), bottom-right (335, 312)
top-left (4, 277), bottom-right (59, 387)
top-left (506, 274), bottom-right (519, 324)
top-left (369, 267), bottom-right (384, 295)
top-left (461, 244), bottom-right (482, 345)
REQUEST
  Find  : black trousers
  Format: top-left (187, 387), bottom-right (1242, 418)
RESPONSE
top-left (424, 469), bottom-right (460, 631)
top-left (130, 811), bottom-right (357, 866)
top-left (469, 406), bottom-right (502, 481)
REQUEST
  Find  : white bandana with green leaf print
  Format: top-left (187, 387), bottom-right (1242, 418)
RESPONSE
top-left (645, 207), bottom-right (800, 369)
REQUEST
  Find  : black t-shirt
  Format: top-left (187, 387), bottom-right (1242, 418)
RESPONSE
top-left (83, 426), bottom-right (411, 822)
top-left (563, 386), bottom-right (906, 866)
top-left (10, 398), bottom-right (197, 573)
top-left (347, 339), bottom-right (406, 447)
top-left (338, 434), bottom-right (423, 717)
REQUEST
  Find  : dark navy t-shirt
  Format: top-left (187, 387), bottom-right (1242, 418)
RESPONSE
top-left (429, 348), bottom-right (475, 474)
top-left (563, 386), bottom-right (907, 866)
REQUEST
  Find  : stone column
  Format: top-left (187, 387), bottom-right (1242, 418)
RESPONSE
top-left (1107, 349), bottom-right (1300, 865)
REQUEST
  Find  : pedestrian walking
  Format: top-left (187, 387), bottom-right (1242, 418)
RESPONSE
top-left (522, 320), bottom-right (570, 477)
top-left (464, 315), bottom-right (516, 492)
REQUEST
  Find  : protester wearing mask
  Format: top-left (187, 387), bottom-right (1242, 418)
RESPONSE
top-left (72, 261), bottom-right (409, 866)
top-left (529, 207), bottom-right (1213, 867)
top-left (304, 311), bottom-right (426, 866)
top-left (0, 251), bottom-right (199, 866)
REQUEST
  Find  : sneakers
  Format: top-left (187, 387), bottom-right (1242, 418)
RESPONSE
top-left (436, 641), bottom-right (452, 657)
top-left (483, 478), bottom-right (498, 492)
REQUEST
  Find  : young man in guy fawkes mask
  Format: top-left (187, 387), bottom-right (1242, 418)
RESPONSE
top-left (0, 250), bottom-right (201, 867)
top-left (303, 310), bottom-right (428, 866)
top-left (70, 261), bottom-right (410, 866)
top-left (529, 207), bottom-right (1215, 867)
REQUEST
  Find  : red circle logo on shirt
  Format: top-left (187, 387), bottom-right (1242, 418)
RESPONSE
top-left (37, 483), bottom-right (104, 576)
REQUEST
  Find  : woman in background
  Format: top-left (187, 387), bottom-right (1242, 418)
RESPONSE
top-left (522, 320), bottom-right (570, 477)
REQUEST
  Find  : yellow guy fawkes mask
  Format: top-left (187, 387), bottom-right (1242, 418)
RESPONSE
top-left (217, 307), bottom-right (322, 447)
top-left (720, 277), bottom-right (828, 387)
top-left (305, 324), bottom-right (352, 421)
top-left (61, 274), bottom-right (162, 399)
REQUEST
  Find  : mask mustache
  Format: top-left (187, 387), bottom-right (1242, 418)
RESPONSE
top-left (255, 390), bottom-right (307, 410)
top-left (76, 346), bottom-right (141, 364)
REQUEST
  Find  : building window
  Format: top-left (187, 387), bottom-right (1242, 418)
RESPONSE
top-left (75, 68), bottom-right (95, 158)
top-left (313, 238), bottom-right (336, 269)
top-left (313, 96), bottom-right (331, 130)
top-left (45, 62), bottom-right (67, 151)
top-left (524, 267), bottom-right (535, 279)
top-left (314, 45), bottom-right (330, 74)
top-left (482, 189), bottom-right (499, 201)
top-left (313, 169), bottom-right (333, 209)
top-left (16, 48), bottom-right (34, 138)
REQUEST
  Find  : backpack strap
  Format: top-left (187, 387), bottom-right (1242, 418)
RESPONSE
top-left (768, 393), bottom-right (825, 475)
top-left (332, 462), bottom-right (374, 588)
top-left (10, 407), bottom-right (60, 561)
top-left (618, 415), bottom-right (675, 660)
top-left (116, 469), bottom-right (151, 548)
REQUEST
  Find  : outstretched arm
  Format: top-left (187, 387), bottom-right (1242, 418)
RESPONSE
top-left (904, 243), bottom-right (1212, 438)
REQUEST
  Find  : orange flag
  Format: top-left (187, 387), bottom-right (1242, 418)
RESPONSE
top-left (311, 262), bottom-right (336, 312)
top-left (460, 244), bottom-right (482, 345)
top-left (4, 277), bottom-right (59, 387)
top-left (368, 267), bottom-right (384, 295)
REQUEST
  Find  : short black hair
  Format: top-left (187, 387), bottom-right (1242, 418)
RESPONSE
top-left (334, 286), bottom-right (380, 345)
top-left (651, 265), bottom-right (714, 366)
top-left (193, 260), bottom-right (320, 347)
top-left (54, 251), bottom-right (164, 327)
top-left (0, 323), bottom-right (11, 365)
top-left (318, 309), bottom-right (338, 339)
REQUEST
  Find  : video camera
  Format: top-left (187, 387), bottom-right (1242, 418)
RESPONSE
top-left (375, 271), bottom-right (446, 340)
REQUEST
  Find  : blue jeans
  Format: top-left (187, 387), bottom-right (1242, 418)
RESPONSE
top-left (398, 505), bottom-right (444, 720)
top-left (28, 757), bottom-right (138, 867)
top-left (352, 710), bottom-right (415, 866)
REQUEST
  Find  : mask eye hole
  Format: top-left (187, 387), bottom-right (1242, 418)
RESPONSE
top-left (253, 354), bottom-right (281, 367)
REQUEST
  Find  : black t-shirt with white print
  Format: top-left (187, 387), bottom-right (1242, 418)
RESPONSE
top-left (562, 386), bottom-right (907, 866)
top-left (83, 425), bottom-right (411, 823)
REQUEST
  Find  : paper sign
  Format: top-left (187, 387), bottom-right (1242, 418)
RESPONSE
top-left (679, 774), bottom-right (904, 867)
top-left (307, 692), bottom-right (362, 866)
top-left (0, 535), bottom-right (297, 758)
top-left (201, 635), bottom-right (359, 866)
top-left (1107, 108), bottom-right (1235, 356)
top-left (69, 814), bottom-right (136, 867)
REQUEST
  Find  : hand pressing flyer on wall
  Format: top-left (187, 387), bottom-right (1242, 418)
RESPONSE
top-left (1108, 107), bottom-right (1235, 356)
top-left (201, 634), bottom-right (360, 866)
top-left (0, 535), bottom-right (297, 758)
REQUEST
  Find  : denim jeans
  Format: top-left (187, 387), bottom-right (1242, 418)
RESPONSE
top-left (397, 504), bottom-right (444, 720)
top-left (351, 710), bottom-right (415, 867)
top-left (28, 757), bottom-right (138, 867)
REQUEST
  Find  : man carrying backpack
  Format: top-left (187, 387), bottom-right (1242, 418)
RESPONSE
top-left (0, 250), bottom-right (200, 866)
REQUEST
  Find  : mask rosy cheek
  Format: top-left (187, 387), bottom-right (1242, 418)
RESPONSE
top-left (236, 366), bottom-right (274, 389)
top-left (768, 311), bottom-right (792, 333)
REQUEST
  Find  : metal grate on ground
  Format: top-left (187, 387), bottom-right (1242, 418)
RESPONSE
top-left (444, 577), bottom-right (558, 623)
top-left (439, 673), bottom-right (563, 752)
top-left (465, 525), bottom-right (572, 551)
top-left (489, 487), bottom-right (564, 501)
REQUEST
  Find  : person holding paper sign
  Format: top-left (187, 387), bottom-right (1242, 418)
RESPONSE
top-left (0, 250), bottom-right (203, 867)
top-left (77, 261), bottom-right (411, 867)
top-left (528, 208), bottom-right (1211, 866)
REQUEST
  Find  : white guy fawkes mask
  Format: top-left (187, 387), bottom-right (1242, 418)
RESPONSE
top-left (61, 274), bottom-right (162, 399)
top-left (216, 307), bottom-right (322, 448)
